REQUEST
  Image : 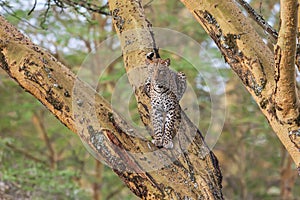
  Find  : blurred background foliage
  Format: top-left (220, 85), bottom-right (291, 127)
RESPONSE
top-left (0, 0), bottom-right (299, 199)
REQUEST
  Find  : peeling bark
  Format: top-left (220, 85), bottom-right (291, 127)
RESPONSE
top-left (181, 0), bottom-right (300, 169)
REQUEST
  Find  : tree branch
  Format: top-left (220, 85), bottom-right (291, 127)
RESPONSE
top-left (59, 0), bottom-right (110, 16)
top-left (297, 1), bottom-right (300, 69)
top-left (236, 0), bottom-right (278, 41)
top-left (5, 143), bottom-right (48, 166)
top-left (274, 0), bottom-right (299, 122)
top-left (180, 0), bottom-right (300, 169)
top-left (109, 0), bottom-right (223, 198)
top-left (32, 111), bottom-right (56, 169)
top-left (92, 161), bottom-right (103, 200)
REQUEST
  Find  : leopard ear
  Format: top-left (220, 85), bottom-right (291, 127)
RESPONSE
top-left (163, 58), bottom-right (170, 66)
top-left (146, 52), bottom-right (155, 60)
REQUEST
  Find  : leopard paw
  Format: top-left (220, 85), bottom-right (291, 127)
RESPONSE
top-left (163, 139), bottom-right (174, 149)
top-left (151, 138), bottom-right (163, 148)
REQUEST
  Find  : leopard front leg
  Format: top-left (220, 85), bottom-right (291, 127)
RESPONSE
top-left (162, 96), bottom-right (180, 149)
top-left (163, 108), bottom-right (177, 149)
top-left (151, 106), bottom-right (164, 147)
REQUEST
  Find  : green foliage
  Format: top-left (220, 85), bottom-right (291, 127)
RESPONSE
top-left (0, 139), bottom-right (89, 199)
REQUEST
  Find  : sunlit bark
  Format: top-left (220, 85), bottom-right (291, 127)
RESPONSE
top-left (181, 0), bottom-right (300, 170)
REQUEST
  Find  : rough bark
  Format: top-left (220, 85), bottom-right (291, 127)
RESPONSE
top-left (108, 0), bottom-right (223, 199)
top-left (180, 0), bottom-right (300, 169)
top-left (0, 3), bottom-right (223, 199)
top-left (297, 0), bottom-right (300, 69)
top-left (274, 0), bottom-right (299, 122)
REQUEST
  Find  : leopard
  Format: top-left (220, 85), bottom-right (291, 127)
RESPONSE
top-left (144, 52), bottom-right (186, 149)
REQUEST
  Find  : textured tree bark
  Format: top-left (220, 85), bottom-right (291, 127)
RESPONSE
top-left (274, 0), bottom-right (299, 122)
top-left (0, 4), bottom-right (223, 199)
top-left (108, 0), bottom-right (224, 199)
top-left (297, 0), bottom-right (300, 69)
top-left (180, 0), bottom-right (300, 169)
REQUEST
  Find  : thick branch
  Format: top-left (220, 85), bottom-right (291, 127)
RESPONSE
top-left (109, 0), bottom-right (223, 199)
top-left (297, 0), bottom-right (300, 69)
top-left (180, 0), bottom-right (300, 168)
top-left (274, 0), bottom-right (299, 121)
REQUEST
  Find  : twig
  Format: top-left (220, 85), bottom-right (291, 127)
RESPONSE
top-left (28, 0), bottom-right (37, 16)
top-left (144, 0), bottom-right (154, 8)
top-left (5, 143), bottom-right (48, 166)
top-left (32, 112), bottom-right (56, 169)
top-left (60, 0), bottom-right (110, 16)
top-left (92, 161), bottom-right (103, 200)
top-left (259, 0), bottom-right (262, 14)
top-left (40, 0), bottom-right (51, 29)
top-left (236, 0), bottom-right (278, 40)
top-left (1, 4), bottom-right (41, 29)
top-left (106, 184), bottom-right (126, 200)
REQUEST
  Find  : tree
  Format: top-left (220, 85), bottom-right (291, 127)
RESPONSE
top-left (0, 0), bottom-right (299, 199)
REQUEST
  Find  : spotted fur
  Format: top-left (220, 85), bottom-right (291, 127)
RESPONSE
top-left (144, 54), bottom-right (186, 148)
